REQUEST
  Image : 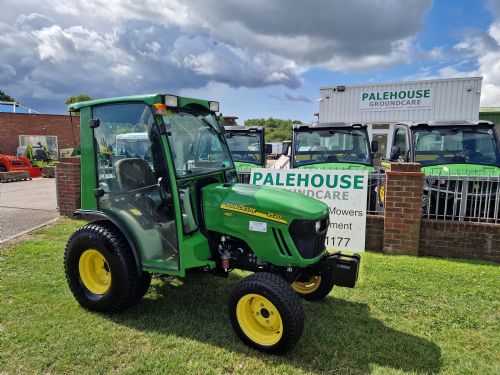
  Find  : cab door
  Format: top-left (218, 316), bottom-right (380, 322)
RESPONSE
top-left (92, 102), bottom-right (179, 271)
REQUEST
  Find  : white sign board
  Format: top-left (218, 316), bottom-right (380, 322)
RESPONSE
top-left (359, 88), bottom-right (433, 111)
top-left (250, 169), bottom-right (367, 252)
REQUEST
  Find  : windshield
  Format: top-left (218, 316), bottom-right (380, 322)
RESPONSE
top-left (115, 134), bottom-right (151, 160)
top-left (412, 126), bottom-right (500, 167)
top-left (226, 132), bottom-right (262, 165)
top-left (293, 129), bottom-right (371, 167)
top-left (162, 111), bottom-right (233, 177)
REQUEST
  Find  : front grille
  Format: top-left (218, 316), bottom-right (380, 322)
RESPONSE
top-left (289, 217), bottom-right (328, 259)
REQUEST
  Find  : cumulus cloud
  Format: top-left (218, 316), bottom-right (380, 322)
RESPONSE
top-left (0, 0), bottom-right (434, 112)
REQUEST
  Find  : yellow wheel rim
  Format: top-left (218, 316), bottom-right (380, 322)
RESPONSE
top-left (236, 294), bottom-right (283, 346)
top-left (292, 275), bottom-right (322, 295)
top-left (379, 185), bottom-right (385, 204)
top-left (78, 249), bottom-right (111, 295)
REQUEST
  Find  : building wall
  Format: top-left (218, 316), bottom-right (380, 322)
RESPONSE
top-left (0, 113), bottom-right (79, 155)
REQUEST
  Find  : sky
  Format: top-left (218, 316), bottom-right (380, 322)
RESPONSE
top-left (1, 0), bottom-right (499, 123)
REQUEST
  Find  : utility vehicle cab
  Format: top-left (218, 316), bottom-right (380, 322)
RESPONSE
top-left (384, 120), bottom-right (500, 175)
top-left (64, 93), bottom-right (360, 354)
top-left (225, 125), bottom-right (266, 172)
top-left (291, 122), bottom-right (376, 171)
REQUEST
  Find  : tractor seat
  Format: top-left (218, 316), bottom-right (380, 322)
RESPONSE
top-left (115, 158), bottom-right (156, 191)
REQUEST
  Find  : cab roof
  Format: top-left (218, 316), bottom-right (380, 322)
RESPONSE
top-left (225, 125), bottom-right (263, 132)
top-left (395, 120), bottom-right (494, 127)
top-left (68, 93), bottom-right (214, 112)
top-left (293, 122), bottom-right (366, 131)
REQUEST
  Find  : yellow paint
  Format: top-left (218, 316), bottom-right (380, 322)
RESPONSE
top-left (236, 293), bottom-right (283, 346)
top-left (78, 249), bottom-right (111, 295)
top-left (292, 275), bottom-right (322, 294)
top-left (220, 203), bottom-right (287, 224)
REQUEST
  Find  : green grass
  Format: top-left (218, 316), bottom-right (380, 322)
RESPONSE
top-left (0, 219), bottom-right (499, 375)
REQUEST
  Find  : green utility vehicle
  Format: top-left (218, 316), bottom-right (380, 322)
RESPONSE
top-left (225, 126), bottom-right (266, 172)
top-left (292, 122), bottom-right (379, 210)
top-left (64, 94), bottom-right (360, 353)
top-left (383, 121), bottom-right (500, 217)
top-left (291, 122), bottom-right (377, 171)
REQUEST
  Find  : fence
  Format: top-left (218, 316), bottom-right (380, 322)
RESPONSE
top-left (422, 174), bottom-right (500, 223)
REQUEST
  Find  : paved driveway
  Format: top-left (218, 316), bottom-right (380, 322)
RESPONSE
top-left (0, 178), bottom-right (58, 243)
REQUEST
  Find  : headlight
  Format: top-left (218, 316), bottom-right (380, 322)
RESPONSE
top-left (209, 101), bottom-right (219, 112)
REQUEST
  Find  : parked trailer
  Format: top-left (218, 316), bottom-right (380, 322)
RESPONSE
top-left (319, 77), bottom-right (482, 123)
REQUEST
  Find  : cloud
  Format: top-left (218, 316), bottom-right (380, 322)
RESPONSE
top-left (270, 92), bottom-right (312, 103)
top-left (0, 0), bottom-right (433, 112)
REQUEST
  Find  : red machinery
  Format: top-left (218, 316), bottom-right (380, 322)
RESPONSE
top-left (0, 154), bottom-right (42, 178)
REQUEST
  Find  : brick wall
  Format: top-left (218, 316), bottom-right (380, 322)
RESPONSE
top-left (0, 113), bottom-right (79, 155)
top-left (420, 219), bottom-right (500, 262)
top-left (56, 157), bottom-right (81, 216)
top-left (383, 163), bottom-right (424, 255)
top-left (365, 215), bottom-right (384, 251)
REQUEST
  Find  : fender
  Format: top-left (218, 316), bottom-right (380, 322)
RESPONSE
top-left (74, 209), bottom-right (143, 275)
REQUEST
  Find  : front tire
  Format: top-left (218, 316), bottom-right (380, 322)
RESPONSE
top-left (64, 223), bottom-right (142, 312)
top-left (229, 272), bottom-right (304, 353)
top-left (291, 264), bottom-right (335, 301)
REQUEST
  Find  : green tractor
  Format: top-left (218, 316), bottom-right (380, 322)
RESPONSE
top-left (224, 125), bottom-right (267, 183)
top-left (65, 94), bottom-right (360, 353)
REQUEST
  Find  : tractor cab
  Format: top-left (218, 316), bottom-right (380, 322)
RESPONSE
top-left (291, 122), bottom-right (376, 171)
top-left (224, 125), bottom-right (266, 172)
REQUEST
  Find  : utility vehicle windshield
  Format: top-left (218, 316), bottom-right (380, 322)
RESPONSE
top-left (293, 129), bottom-right (371, 167)
top-left (412, 126), bottom-right (500, 167)
top-left (162, 111), bottom-right (233, 177)
top-left (226, 132), bottom-right (262, 165)
top-left (115, 133), bottom-right (151, 160)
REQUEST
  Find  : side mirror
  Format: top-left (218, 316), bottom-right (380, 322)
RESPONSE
top-left (265, 144), bottom-right (273, 154)
top-left (371, 140), bottom-right (378, 153)
top-left (89, 118), bottom-right (100, 129)
top-left (390, 145), bottom-right (400, 160)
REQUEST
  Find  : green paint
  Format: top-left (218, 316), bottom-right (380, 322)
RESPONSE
top-left (296, 162), bottom-right (375, 171)
top-left (421, 164), bottom-right (500, 176)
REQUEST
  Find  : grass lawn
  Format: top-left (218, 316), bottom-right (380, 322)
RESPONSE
top-left (0, 219), bottom-right (499, 375)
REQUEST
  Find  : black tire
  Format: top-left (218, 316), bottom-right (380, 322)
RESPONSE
top-left (135, 272), bottom-right (152, 301)
top-left (64, 223), bottom-right (141, 312)
top-left (291, 264), bottom-right (335, 301)
top-left (229, 272), bottom-right (304, 353)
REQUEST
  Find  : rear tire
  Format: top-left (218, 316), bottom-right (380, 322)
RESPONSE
top-left (229, 272), bottom-right (304, 353)
top-left (291, 264), bottom-right (335, 301)
top-left (64, 223), bottom-right (141, 312)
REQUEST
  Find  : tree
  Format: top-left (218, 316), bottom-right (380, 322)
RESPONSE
top-left (244, 117), bottom-right (302, 142)
top-left (65, 94), bottom-right (94, 106)
top-left (0, 90), bottom-right (16, 102)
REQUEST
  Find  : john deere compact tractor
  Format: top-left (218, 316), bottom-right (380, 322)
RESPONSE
top-left (65, 94), bottom-right (360, 353)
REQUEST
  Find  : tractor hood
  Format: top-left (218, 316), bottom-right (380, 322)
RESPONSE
top-left (421, 164), bottom-right (500, 176)
top-left (296, 162), bottom-right (374, 172)
top-left (203, 182), bottom-right (328, 225)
